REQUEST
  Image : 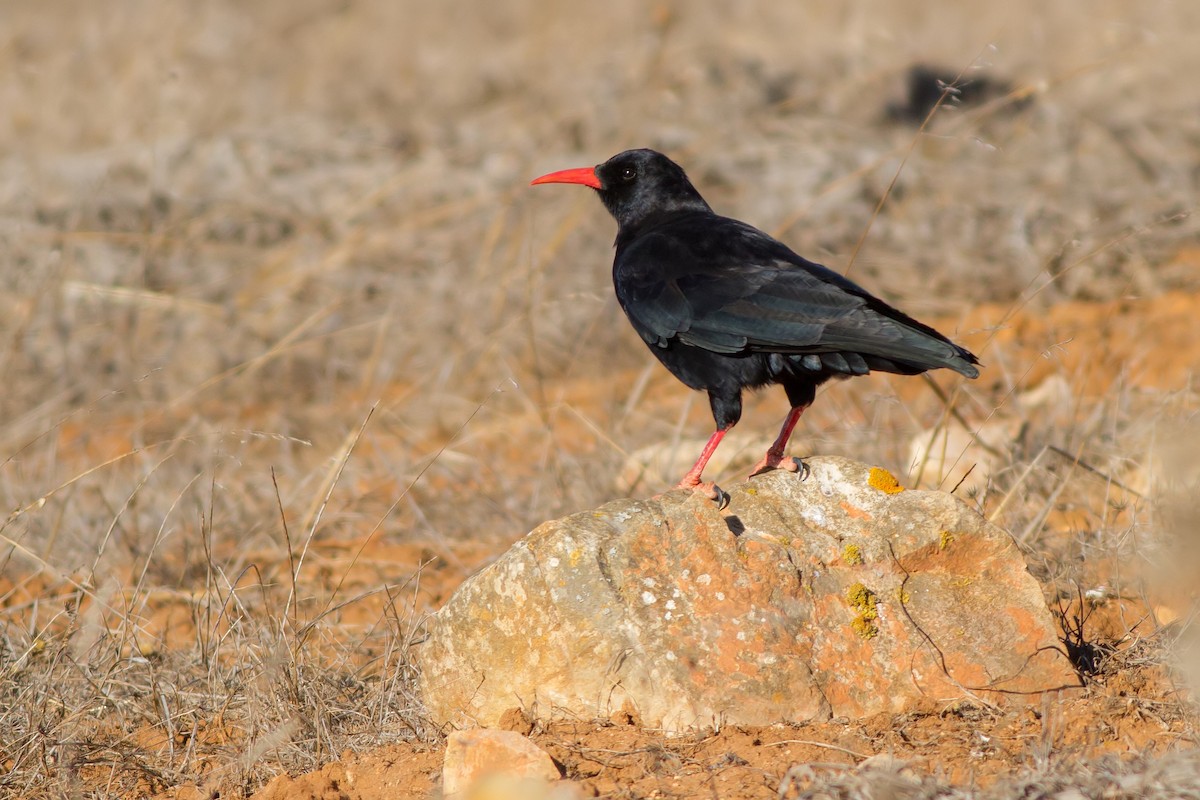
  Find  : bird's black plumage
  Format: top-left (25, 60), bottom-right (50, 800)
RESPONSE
top-left (532, 148), bottom-right (979, 500)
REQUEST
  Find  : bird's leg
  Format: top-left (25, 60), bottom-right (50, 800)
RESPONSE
top-left (749, 404), bottom-right (809, 477)
top-left (675, 427), bottom-right (730, 507)
top-left (668, 390), bottom-right (739, 508)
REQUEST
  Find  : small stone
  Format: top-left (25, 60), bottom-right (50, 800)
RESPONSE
top-left (442, 729), bottom-right (559, 798)
top-left (460, 775), bottom-right (584, 800)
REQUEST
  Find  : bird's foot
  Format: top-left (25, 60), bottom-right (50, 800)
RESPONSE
top-left (749, 453), bottom-right (810, 481)
top-left (671, 476), bottom-right (731, 510)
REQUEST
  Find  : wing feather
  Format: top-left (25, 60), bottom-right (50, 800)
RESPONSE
top-left (614, 215), bottom-right (978, 376)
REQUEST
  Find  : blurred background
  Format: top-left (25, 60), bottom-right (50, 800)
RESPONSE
top-left (1, 1), bottom-right (1197, 792)
top-left (3, 0), bottom-right (1196, 534)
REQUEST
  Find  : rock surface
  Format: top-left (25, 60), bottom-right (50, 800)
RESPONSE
top-left (417, 457), bottom-right (1079, 733)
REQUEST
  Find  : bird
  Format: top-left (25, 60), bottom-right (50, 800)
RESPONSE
top-left (531, 148), bottom-right (979, 505)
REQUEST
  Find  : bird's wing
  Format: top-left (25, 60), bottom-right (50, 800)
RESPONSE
top-left (616, 220), bottom-right (975, 372)
top-left (678, 268), bottom-right (861, 353)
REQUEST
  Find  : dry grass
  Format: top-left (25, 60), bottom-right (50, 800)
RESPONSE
top-left (1, 0), bottom-right (1198, 797)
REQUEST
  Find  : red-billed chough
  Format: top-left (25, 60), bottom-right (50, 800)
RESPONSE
top-left (531, 148), bottom-right (979, 505)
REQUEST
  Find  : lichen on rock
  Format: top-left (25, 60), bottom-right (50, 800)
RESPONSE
top-left (847, 582), bottom-right (879, 639)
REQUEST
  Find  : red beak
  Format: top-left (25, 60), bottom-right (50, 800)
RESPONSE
top-left (530, 166), bottom-right (601, 189)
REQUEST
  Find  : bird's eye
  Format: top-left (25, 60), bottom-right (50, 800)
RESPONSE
top-left (620, 166), bottom-right (637, 182)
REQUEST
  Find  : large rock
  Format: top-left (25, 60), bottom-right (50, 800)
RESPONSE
top-left (416, 457), bottom-right (1078, 732)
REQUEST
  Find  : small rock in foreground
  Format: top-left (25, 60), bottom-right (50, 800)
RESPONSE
top-left (442, 729), bottom-right (561, 798)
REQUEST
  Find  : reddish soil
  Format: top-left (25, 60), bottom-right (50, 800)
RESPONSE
top-left (190, 646), bottom-right (1188, 800)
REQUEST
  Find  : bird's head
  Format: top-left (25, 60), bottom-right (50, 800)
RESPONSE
top-left (531, 148), bottom-right (711, 231)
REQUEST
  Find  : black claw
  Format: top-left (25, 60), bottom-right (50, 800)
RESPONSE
top-left (792, 458), bottom-right (810, 481)
top-left (713, 485), bottom-right (730, 510)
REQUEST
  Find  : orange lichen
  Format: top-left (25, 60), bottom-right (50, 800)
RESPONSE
top-left (868, 467), bottom-right (905, 494)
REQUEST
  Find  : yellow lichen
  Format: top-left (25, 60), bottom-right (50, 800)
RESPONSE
top-left (850, 616), bottom-right (878, 639)
top-left (896, 587), bottom-right (911, 604)
top-left (847, 583), bottom-right (875, 612)
top-left (868, 467), bottom-right (905, 494)
top-left (847, 582), bottom-right (879, 639)
top-left (939, 531), bottom-right (955, 550)
top-left (842, 544), bottom-right (864, 566)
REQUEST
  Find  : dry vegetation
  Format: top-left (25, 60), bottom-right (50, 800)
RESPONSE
top-left (1, 1), bottom-right (1198, 797)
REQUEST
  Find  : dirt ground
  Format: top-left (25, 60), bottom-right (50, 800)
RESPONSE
top-left (2, 1), bottom-right (1199, 798)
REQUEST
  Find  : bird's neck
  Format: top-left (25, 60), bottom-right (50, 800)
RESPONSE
top-left (611, 197), bottom-right (713, 248)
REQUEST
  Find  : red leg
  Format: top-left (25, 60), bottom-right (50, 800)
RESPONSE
top-left (674, 427), bottom-right (730, 504)
top-left (749, 404), bottom-right (809, 477)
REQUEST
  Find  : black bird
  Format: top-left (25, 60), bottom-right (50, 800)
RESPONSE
top-left (531, 149), bottom-right (979, 503)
